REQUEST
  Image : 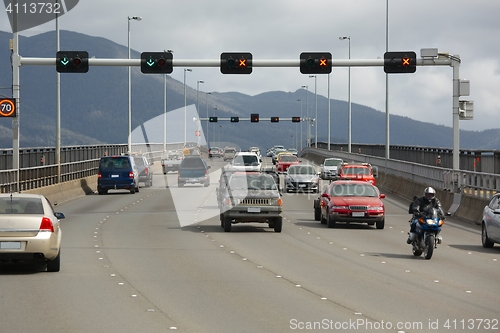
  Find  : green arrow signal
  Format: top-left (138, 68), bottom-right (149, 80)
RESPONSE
top-left (60, 57), bottom-right (69, 66)
top-left (146, 58), bottom-right (155, 67)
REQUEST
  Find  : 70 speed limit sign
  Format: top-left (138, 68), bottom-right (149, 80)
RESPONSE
top-left (0, 98), bottom-right (16, 117)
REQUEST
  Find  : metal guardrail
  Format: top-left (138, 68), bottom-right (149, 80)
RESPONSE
top-left (303, 147), bottom-right (500, 200)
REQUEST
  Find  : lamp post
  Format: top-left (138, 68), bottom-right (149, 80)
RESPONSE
top-left (339, 36), bottom-right (351, 153)
top-left (196, 80), bottom-right (204, 116)
top-left (183, 68), bottom-right (192, 146)
top-left (206, 92), bottom-right (211, 148)
top-left (309, 75), bottom-right (317, 147)
top-left (127, 15), bottom-right (141, 154)
top-left (297, 99), bottom-right (302, 151)
top-left (163, 50), bottom-right (173, 153)
top-left (301, 85), bottom-right (309, 146)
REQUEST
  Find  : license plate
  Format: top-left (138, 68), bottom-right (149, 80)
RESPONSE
top-left (167, 164), bottom-right (173, 167)
top-left (247, 207), bottom-right (261, 213)
top-left (0, 242), bottom-right (21, 249)
top-left (352, 212), bottom-right (365, 217)
top-left (111, 174), bottom-right (119, 178)
top-left (299, 184), bottom-right (306, 188)
top-left (188, 178), bottom-right (199, 182)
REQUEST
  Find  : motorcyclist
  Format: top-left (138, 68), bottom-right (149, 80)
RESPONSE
top-left (407, 187), bottom-right (445, 244)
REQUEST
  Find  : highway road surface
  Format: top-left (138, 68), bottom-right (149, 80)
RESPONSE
top-left (1, 158), bottom-right (498, 333)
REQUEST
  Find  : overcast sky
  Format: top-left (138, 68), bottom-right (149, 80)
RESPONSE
top-left (2, 0), bottom-right (499, 132)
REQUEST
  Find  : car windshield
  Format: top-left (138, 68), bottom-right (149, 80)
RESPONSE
top-left (325, 159), bottom-right (342, 166)
top-left (330, 184), bottom-right (377, 197)
top-left (343, 167), bottom-right (371, 175)
top-left (0, 197), bottom-right (44, 214)
top-left (229, 174), bottom-right (278, 191)
top-left (288, 166), bottom-right (315, 175)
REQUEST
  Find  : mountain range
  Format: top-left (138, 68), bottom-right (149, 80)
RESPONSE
top-left (0, 30), bottom-right (499, 151)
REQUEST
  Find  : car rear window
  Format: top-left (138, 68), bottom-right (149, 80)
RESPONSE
top-left (0, 197), bottom-right (44, 214)
top-left (181, 158), bottom-right (205, 168)
top-left (330, 184), bottom-right (377, 197)
top-left (100, 157), bottom-right (132, 170)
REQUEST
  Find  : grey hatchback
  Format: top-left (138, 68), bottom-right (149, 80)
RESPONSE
top-left (97, 156), bottom-right (139, 194)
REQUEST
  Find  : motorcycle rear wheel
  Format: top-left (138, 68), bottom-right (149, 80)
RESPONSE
top-left (424, 235), bottom-right (435, 260)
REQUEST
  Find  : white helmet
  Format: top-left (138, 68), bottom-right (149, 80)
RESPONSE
top-left (424, 187), bottom-right (436, 200)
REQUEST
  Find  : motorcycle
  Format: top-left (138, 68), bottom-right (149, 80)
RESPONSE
top-left (409, 206), bottom-right (445, 260)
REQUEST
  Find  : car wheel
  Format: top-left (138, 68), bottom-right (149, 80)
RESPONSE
top-left (314, 206), bottom-right (321, 221)
top-left (376, 219), bottom-right (385, 230)
top-left (223, 216), bottom-right (232, 232)
top-left (178, 182), bottom-right (184, 187)
top-left (482, 222), bottom-right (494, 248)
top-left (320, 211), bottom-right (327, 225)
top-left (98, 189), bottom-right (107, 195)
top-left (130, 186), bottom-right (135, 194)
top-left (274, 217), bottom-right (283, 233)
top-left (47, 250), bottom-right (61, 272)
top-left (327, 215), bottom-right (336, 228)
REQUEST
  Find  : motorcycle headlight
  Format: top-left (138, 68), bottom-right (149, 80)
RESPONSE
top-left (426, 219), bottom-right (437, 225)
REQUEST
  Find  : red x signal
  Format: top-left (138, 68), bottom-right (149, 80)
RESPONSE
top-left (239, 59), bottom-right (247, 67)
top-left (319, 58), bottom-right (328, 67)
top-left (402, 57), bottom-right (411, 66)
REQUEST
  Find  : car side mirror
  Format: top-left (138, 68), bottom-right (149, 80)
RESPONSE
top-left (379, 194), bottom-right (386, 199)
top-left (321, 193), bottom-right (329, 198)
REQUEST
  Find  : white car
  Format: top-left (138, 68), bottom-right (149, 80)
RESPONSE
top-left (229, 152), bottom-right (262, 172)
top-left (320, 157), bottom-right (343, 180)
top-left (0, 193), bottom-right (65, 272)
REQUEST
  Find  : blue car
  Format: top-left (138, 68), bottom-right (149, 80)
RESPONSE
top-left (97, 156), bottom-right (139, 194)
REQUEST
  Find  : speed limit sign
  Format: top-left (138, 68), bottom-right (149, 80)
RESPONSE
top-left (0, 98), bottom-right (16, 117)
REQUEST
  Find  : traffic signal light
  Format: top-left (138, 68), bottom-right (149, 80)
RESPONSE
top-left (300, 52), bottom-right (332, 74)
top-left (291, 116), bottom-right (301, 123)
top-left (141, 52), bottom-right (173, 74)
top-left (56, 51), bottom-right (89, 73)
top-left (270, 117), bottom-right (279, 123)
top-left (220, 52), bottom-right (252, 74)
top-left (209, 116), bottom-right (218, 122)
top-left (250, 113), bottom-right (259, 122)
top-left (384, 51), bottom-right (416, 73)
top-left (230, 117), bottom-right (239, 123)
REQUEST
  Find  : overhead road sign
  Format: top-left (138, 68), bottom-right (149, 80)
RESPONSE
top-left (0, 98), bottom-right (16, 117)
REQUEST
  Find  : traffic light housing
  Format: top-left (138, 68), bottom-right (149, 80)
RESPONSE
top-left (270, 117), bottom-right (279, 123)
top-left (230, 117), bottom-right (239, 123)
top-left (220, 52), bottom-right (252, 74)
top-left (250, 113), bottom-right (259, 122)
top-left (141, 52), bottom-right (173, 74)
top-left (291, 116), bottom-right (301, 123)
top-left (56, 51), bottom-right (89, 73)
top-left (300, 52), bottom-right (332, 74)
top-left (209, 116), bottom-right (218, 122)
top-left (384, 51), bottom-right (416, 73)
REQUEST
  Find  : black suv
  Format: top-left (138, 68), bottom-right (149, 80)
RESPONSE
top-left (133, 155), bottom-right (153, 187)
top-left (97, 156), bottom-right (139, 194)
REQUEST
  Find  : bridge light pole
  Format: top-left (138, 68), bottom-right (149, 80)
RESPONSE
top-left (127, 15), bottom-right (141, 154)
top-left (339, 36), bottom-right (351, 153)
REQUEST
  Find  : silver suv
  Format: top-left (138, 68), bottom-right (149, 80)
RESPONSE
top-left (219, 172), bottom-right (283, 232)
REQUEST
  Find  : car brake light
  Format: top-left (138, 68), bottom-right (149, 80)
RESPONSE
top-left (144, 168), bottom-right (149, 175)
top-left (98, 172), bottom-right (102, 178)
top-left (129, 172), bottom-right (134, 179)
top-left (40, 217), bottom-right (54, 232)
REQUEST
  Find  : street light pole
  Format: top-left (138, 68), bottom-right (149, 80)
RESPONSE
top-left (297, 99), bottom-right (302, 151)
top-left (127, 15), bottom-right (141, 154)
top-left (206, 92), bottom-right (211, 148)
top-left (339, 36), bottom-right (351, 153)
top-left (163, 50), bottom-right (173, 153)
top-left (301, 85), bottom-right (309, 146)
top-left (309, 75), bottom-right (317, 147)
top-left (183, 68), bottom-right (192, 147)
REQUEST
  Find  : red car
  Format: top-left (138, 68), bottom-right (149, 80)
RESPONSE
top-left (337, 163), bottom-right (376, 186)
top-left (276, 154), bottom-right (299, 173)
top-left (314, 180), bottom-right (385, 229)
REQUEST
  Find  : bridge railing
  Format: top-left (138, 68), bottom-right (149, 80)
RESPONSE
top-left (303, 147), bottom-right (500, 200)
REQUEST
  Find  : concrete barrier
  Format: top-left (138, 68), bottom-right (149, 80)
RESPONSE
top-left (24, 175), bottom-right (97, 204)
